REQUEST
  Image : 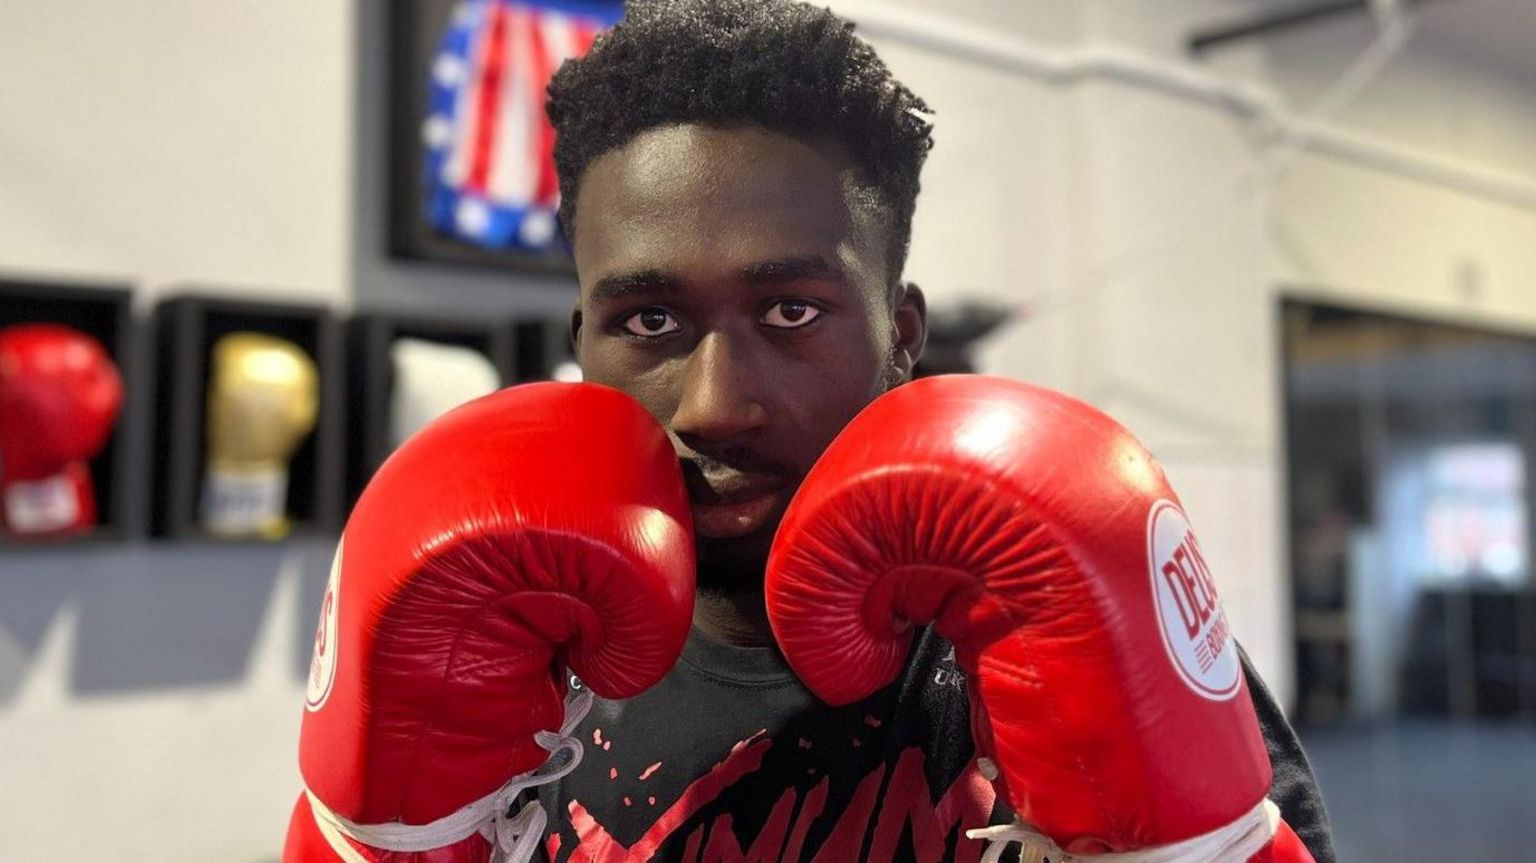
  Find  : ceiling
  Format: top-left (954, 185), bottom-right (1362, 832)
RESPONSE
top-left (1416, 0), bottom-right (1536, 78)
top-left (1218, 0), bottom-right (1536, 78)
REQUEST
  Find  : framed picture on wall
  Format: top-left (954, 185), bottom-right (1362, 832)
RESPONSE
top-left (387, 0), bottom-right (624, 272)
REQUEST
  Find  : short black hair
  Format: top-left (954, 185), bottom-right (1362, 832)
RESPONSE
top-left (546, 0), bottom-right (934, 281)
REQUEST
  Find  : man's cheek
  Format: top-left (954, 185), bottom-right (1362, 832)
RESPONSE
top-left (793, 403), bottom-right (858, 466)
top-left (606, 362), bottom-right (685, 426)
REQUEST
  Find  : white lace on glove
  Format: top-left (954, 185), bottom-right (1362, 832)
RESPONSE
top-left (305, 688), bottom-right (595, 863)
top-left (966, 797), bottom-right (1280, 863)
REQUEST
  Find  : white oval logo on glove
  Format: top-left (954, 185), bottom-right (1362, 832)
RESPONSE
top-left (306, 541), bottom-right (342, 712)
top-left (1147, 501), bottom-right (1240, 700)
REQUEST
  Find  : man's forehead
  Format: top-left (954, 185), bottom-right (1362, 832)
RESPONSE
top-left (570, 124), bottom-right (888, 292)
top-left (576, 124), bottom-right (857, 223)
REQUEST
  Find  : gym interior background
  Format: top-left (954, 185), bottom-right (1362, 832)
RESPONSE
top-left (2, 0), bottom-right (1533, 859)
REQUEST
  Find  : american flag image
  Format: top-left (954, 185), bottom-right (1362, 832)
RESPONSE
top-left (423, 0), bottom-right (622, 251)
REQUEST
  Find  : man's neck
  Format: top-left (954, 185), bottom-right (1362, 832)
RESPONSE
top-left (692, 590), bottom-right (775, 647)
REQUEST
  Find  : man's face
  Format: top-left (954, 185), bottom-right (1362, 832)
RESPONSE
top-left (571, 123), bottom-right (925, 591)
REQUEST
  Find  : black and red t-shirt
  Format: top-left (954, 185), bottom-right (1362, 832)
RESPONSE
top-left (537, 628), bottom-right (1334, 862)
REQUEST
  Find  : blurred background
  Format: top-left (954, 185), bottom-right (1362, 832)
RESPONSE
top-left (2, 0), bottom-right (1533, 859)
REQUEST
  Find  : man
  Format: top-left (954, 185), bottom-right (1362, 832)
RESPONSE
top-left (533, 1), bottom-right (1335, 860)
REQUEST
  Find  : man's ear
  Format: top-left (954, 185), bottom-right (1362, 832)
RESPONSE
top-left (569, 308), bottom-right (583, 358)
top-left (889, 281), bottom-right (927, 383)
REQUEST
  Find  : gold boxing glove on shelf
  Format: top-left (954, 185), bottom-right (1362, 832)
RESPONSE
top-left (201, 333), bottom-right (319, 539)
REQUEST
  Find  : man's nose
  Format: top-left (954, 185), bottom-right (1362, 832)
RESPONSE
top-left (671, 331), bottom-right (768, 444)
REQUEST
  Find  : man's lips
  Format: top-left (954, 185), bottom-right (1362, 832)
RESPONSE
top-left (684, 472), bottom-right (783, 505)
top-left (683, 470), bottom-right (787, 538)
top-left (690, 493), bottom-right (782, 539)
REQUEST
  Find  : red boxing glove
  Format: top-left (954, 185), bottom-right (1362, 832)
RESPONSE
top-left (766, 376), bottom-right (1314, 863)
top-left (284, 383), bottom-right (695, 862)
top-left (0, 324), bottom-right (123, 538)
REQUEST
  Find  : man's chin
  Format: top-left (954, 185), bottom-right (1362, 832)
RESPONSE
top-left (694, 525), bottom-right (778, 595)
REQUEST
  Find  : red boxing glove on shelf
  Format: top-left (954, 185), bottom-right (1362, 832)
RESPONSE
top-left (766, 375), bottom-right (1314, 863)
top-left (0, 324), bottom-right (123, 538)
top-left (284, 382), bottom-right (695, 862)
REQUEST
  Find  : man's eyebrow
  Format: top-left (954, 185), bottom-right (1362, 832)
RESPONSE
top-left (588, 257), bottom-right (847, 303)
top-left (740, 257), bottom-right (848, 287)
top-left (588, 270), bottom-right (683, 304)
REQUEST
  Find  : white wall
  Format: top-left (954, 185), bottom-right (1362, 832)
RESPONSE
top-left (0, 540), bottom-right (334, 863)
top-left (0, 2), bottom-right (356, 860)
top-left (1267, 16), bottom-right (1536, 329)
top-left (4, 1), bottom-right (1536, 861)
top-left (0, 0), bottom-right (353, 306)
top-left (848, 0), bottom-right (1298, 696)
top-left (847, 0), bottom-right (1536, 708)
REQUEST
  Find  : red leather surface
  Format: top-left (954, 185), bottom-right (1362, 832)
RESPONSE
top-left (295, 383), bottom-right (694, 852)
top-left (0, 324), bottom-right (122, 533)
top-left (766, 375), bottom-right (1271, 852)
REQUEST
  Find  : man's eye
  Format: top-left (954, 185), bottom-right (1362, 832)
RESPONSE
top-left (760, 300), bottom-right (822, 329)
top-left (621, 308), bottom-right (680, 337)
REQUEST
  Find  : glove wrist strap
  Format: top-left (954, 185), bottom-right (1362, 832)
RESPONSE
top-left (201, 465), bottom-right (289, 535)
top-left (966, 798), bottom-right (1280, 863)
top-left (3, 469), bottom-right (85, 533)
top-left (304, 688), bottom-right (594, 863)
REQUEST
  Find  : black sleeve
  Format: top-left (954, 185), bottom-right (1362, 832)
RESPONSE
top-left (1239, 644), bottom-right (1336, 863)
